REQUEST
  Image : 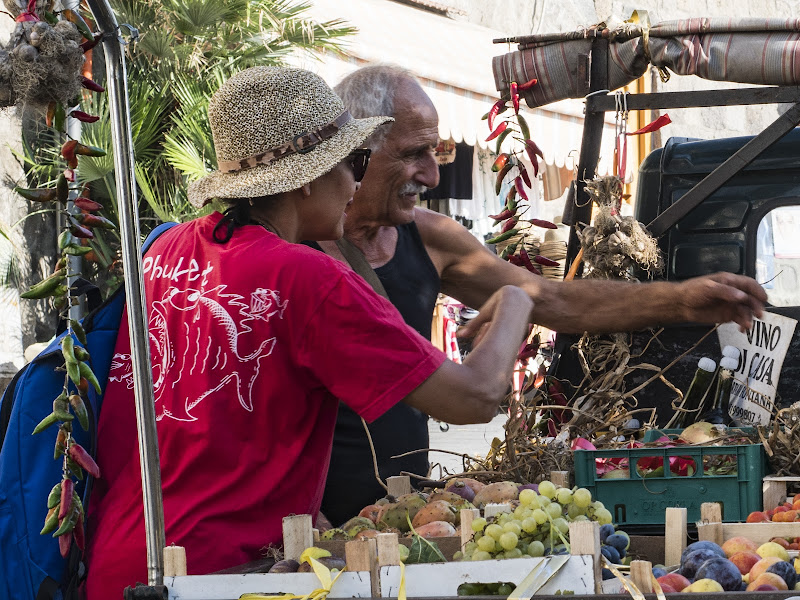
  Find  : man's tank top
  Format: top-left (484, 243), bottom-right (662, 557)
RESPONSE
top-left (312, 222), bottom-right (441, 525)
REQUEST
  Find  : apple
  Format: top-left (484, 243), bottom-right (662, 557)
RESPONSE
top-left (656, 573), bottom-right (691, 592)
top-left (746, 572), bottom-right (788, 591)
top-left (721, 536), bottom-right (759, 557)
top-left (729, 551), bottom-right (761, 575)
top-left (658, 583), bottom-right (677, 594)
top-left (746, 511), bottom-right (770, 523)
top-left (750, 556), bottom-right (784, 581)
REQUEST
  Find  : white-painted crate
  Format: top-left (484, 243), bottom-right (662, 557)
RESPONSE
top-left (164, 571), bottom-right (372, 600)
top-left (379, 555), bottom-right (595, 597)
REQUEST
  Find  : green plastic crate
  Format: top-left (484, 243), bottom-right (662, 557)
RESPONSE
top-left (573, 442), bottom-right (766, 526)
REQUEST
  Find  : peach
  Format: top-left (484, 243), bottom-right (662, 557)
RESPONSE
top-left (729, 551), bottom-right (762, 575)
top-left (721, 536), bottom-right (759, 557)
top-left (770, 537), bottom-right (792, 549)
top-left (656, 573), bottom-right (691, 592)
top-left (758, 541), bottom-right (791, 562)
top-left (684, 578), bottom-right (724, 593)
top-left (658, 583), bottom-right (677, 594)
top-left (750, 556), bottom-right (784, 581)
top-left (746, 511), bottom-right (770, 523)
top-left (747, 572), bottom-right (788, 591)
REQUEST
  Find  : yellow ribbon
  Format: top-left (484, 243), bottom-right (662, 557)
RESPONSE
top-left (240, 557), bottom-right (348, 600)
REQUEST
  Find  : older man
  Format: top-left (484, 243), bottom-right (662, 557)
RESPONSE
top-left (316, 65), bottom-right (767, 525)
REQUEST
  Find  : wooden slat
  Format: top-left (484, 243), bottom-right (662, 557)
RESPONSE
top-left (282, 514), bottom-right (313, 562)
top-left (585, 85), bottom-right (800, 112)
top-left (630, 560), bottom-right (653, 594)
top-left (569, 520), bottom-right (601, 593)
top-left (664, 507), bottom-right (687, 568)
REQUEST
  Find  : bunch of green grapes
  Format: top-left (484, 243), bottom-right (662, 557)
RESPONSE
top-left (454, 480), bottom-right (614, 562)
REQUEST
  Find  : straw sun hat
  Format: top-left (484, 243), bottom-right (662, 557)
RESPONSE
top-left (188, 67), bottom-right (393, 208)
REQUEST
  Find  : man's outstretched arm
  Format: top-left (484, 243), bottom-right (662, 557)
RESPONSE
top-left (416, 208), bottom-right (766, 333)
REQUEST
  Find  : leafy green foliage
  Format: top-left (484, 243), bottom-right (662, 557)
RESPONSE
top-left (404, 517), bottom-right (446, 564)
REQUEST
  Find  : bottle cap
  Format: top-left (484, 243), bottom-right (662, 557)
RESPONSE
top-left (698, 357), bottom-right (717, 372)
top-left (720, 356), bottom-right (739, 370)
top-left (722, 345), bottom-right (740, 359)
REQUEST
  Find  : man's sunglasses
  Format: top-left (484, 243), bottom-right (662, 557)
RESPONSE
top-left (347, 148), bottom-right (371, 182)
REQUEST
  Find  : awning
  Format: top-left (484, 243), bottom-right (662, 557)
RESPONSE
top-left (290, 0), bottom-right (616, 174)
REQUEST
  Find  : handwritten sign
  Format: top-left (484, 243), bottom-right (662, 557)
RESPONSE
top-left (718, 312), bottom-right (797, 426)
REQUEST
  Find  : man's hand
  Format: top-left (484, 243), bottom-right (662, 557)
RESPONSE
top-left (677, 272), bottom-right (767, 332)
top-left (456, 286), bottom-right (533, 347)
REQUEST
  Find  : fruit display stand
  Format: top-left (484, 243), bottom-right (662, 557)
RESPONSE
top-left (160, 515), bottom-right (373, 599)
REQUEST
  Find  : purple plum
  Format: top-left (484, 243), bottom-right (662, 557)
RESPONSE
top-left (694, 557), bottom-right (743, 591)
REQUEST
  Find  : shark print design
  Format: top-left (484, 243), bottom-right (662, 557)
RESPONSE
top-left (109, 285), bottom-right (287, 422)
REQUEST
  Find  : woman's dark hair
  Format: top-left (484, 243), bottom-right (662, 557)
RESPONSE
top-left (212, 194), bottom-right (279, 243)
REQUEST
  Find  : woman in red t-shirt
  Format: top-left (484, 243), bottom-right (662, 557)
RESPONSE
top-left (85, 67), bottom-right (533, 598)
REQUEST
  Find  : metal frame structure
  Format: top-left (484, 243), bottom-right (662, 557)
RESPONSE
top-left (562, 38), bottom-right (800, 271)
top-left (85, 0), bottom-right (166, 593)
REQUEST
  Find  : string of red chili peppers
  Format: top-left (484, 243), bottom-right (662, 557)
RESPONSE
top-left (482, 79), bottom-right (561, 277)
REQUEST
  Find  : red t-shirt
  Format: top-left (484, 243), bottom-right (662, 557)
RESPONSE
top-left (85, 213), bottom-right (445, 598)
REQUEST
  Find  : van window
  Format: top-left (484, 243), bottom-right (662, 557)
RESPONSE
top-left (756, 207), bottom-right (800, 307)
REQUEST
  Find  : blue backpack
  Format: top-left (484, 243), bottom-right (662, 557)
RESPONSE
top-left (0, 222), bottom-right (177, 600)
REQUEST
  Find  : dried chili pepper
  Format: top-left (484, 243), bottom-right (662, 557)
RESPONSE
top-left (494, 128), bottom-right (511, 155)
top-left (70, 319), bottom-right (88, 346)
top-left (485, 229), bottom-right (519, 245)
top-left (78, 361), bottom-right (102, 394)
top-left (494, 161), bottom-right (513, 195)
top-left (514, 176), bottom-right (529, 201)
top-left (67, 443), bottom-right (100, 478)
top-left (530, 218), bottom-right (557, 230)
top-left (510, 81), bottom-right (519, 114)
top-left (20, 268), bottom-right (66, 299)
top-left (491, 153), bottom-right (510, 173)
top-left (32, 413), bottom-right (58, 435)
top-left (57, 173), bottom-right (69, 203)
top-left (500, 217), bottom-right (517, 234)
top-left (488, 208), bottom-right (514, 223)
top-left (14, 187), bottom-right (57, 202)
top-left (47, 481), bottom-right (62, 510)
top-left (533, 255), bottom-right (560, 267)
top-left (58, 478), bottom-right (74, 520)
top-left (61, 140), bottom-right (79, 168)
top-left (518, 163), bottom-right (531, 188)
top-left (69, 110), bottom-right (100, 123)
top-left (70, 222), bottom-right (95, 240)
top-left (505, 187), bottom-right (518, 212)
top-left (80, 33), bottom-right (103, 52)
top-left (518, 78), bottom-right (538, 91)
top-left (54, 426), bottom-right (68, 459)
top-left (519, 247), bottom-right (539, 274)
top-left (74, 197), bottom-right (102, 211)
top-left (80, 75), bottom-right (105, 93)
top-left (73, 513), bottom-right (85, 550)
top-left (69, 394), bottom-right (89, 431)
top-left (74, 142), bottom-right (107, 157)
top-left (45, 102), bottom-right (56, 127)
top-left (62, 8), bottom-right (94, 40)
top-left (40, 506), bottom-right (59, 535)
top-left (485, 121), bottom-right (507, 142)
top-left (76, 213), bottom-right (114, 229)
top-left (487, 99), bottom-right (506, 131)
top-left (517, 114), bottom-right (531, 141)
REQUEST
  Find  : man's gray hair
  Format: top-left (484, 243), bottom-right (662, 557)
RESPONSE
top-left (335, 64), bottom-right (416, 149)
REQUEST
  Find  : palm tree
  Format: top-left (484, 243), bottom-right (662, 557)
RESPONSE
top-left (71, 0), bottom-right (355, 294)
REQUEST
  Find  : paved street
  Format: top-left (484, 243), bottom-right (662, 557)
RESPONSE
top-left (426, 413), bottom-right (508, 477)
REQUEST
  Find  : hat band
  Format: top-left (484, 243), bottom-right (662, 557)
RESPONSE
top-left (217, 111), bottom-right (353, 174)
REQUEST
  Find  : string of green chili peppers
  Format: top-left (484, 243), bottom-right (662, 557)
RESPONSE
top-left (13, 2), bottom-right (110, 559)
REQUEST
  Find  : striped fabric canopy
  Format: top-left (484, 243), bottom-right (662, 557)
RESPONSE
top-left (493, 18), bottom-right (800, 109)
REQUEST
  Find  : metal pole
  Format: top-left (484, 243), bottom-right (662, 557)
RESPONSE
top-left (85, 0), bottom-right (165, 587)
